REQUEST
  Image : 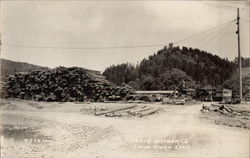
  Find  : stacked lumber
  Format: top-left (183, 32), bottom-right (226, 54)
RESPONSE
top-left (1, 67), bottom-right (131, 102)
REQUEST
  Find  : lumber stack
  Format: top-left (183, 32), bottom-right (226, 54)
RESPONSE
top-left (1, 67), bottom-right (131, 102)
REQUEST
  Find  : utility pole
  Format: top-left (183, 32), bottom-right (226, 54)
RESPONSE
top-left (0, 33), bottom-right (2, 80)
top-left (0, 33), bottom-right (2, 56)
top-left (236, 8), bottom-right (242, 102)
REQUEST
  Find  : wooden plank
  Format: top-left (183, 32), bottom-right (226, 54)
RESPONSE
top-left (129, 108), bottom-right (151, 115)
top-left (128, 106), bottom-right (148, 113)
top-left (95, 105), bottom-right (137, 116)
top-left (138, 108), bottom-right (159, 117)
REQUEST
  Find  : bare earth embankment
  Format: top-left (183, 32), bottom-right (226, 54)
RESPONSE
top-left (0, 99), bottom-right (249, 158)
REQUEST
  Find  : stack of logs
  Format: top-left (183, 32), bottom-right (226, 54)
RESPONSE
top-left (201, 104), bottom-right (250, 117)
top-left (1, 67), bottom-right (131, 102)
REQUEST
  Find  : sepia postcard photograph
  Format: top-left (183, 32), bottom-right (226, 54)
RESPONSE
top-left (0, 0), bottom-right (249, 158)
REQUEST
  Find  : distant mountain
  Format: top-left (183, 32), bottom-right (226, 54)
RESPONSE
top-left (0, 58), bottom-right (50, 78)
top-left (103, 46), bottom-right (237, 90)
top-left (0, 58), bottom-right (103, 79)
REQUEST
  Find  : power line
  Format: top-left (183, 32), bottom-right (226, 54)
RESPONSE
top-left (173, 21), bottom-right (235, 45)
top-left (3, 19), bottom-right (237, 50)
top-left (5, 43), bottom-right (166, 50)
top-left (173, 19), bottom-right (236, 44)
top-left (173, 24), bottom-right (230, 48)
top-left (199, 23), bottom-right (234, 49)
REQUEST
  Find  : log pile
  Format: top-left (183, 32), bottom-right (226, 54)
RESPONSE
top-left (1, 67), bottom-right (131, 102)
top-left (95, 105), bottom-right (137, 116)
top-left (94, 105), bottom-right (159, 118)
top-left (201, 104), bottom-right (250, 117)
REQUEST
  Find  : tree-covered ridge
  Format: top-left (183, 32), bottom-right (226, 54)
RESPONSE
top-left (138, 46), bottom-right (236, 86)
top-left (103, 46), bottom-right (237, 90)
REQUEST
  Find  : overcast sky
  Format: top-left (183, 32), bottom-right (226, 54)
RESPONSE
top-left (0, 1), bottom-right (249, 71)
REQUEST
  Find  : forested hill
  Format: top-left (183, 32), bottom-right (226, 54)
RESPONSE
top-left (0, 58), bottom-right (50, 78)
top-left (103, 46), bottom-right (237, 90)
top-left (139, 46), bottom-right (236, 85)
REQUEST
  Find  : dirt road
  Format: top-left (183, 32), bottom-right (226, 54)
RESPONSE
top-left (0, 100), bottom-right (249, 158)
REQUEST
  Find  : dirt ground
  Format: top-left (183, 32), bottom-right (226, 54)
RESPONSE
top-left (200, 103), bottom-right (250, 129)
top-left (0, 99), bottom-right (249, 158)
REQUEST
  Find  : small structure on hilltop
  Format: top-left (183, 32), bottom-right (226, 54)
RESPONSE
top-left (163, 43), bottom-right (174, 50)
